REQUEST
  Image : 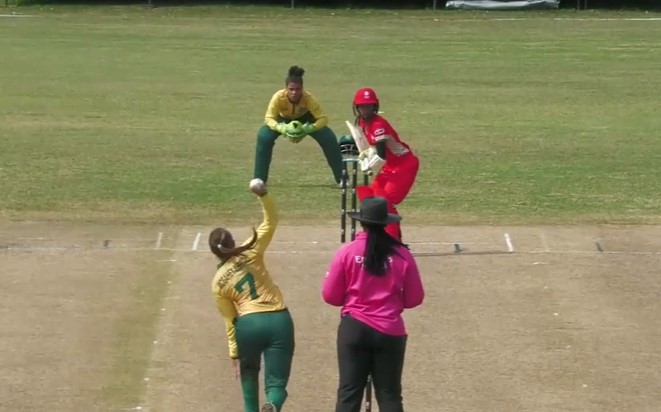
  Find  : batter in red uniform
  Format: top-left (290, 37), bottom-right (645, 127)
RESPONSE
top-left (352, 87), bottom-right (419, 242)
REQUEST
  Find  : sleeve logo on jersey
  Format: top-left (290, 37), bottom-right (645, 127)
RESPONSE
top-left (373, 128), bottom-right (385, 136)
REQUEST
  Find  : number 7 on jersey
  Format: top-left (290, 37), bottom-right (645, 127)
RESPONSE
top-left (235, 273), bottom-right (259, 300)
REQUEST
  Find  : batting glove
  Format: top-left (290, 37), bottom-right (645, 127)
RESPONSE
top-left (358, 147), bottom-right (375, 161)
top-left (359, 148), bottom-right (385, 176)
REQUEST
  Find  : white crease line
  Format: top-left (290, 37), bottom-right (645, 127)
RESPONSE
top-left (191, 232), bottom-right (201, 251)
top-left (155, 232), bottom-right (163, 250)
top-left (0, 14), bottom-right (37, 18)
top-left (504, 233), bottom-right (514, 252)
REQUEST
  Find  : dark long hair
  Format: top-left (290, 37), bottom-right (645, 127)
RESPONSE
top-left (362, 223), bottom-right (405, 276)
top-left (208, 227), bottom-right (258, 261)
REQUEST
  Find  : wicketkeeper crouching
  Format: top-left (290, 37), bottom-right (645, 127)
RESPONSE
top-left (253, 65), bottom-right (344, 186)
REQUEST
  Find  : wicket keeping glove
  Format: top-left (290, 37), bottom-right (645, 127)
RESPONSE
top-left (300, 122), bottom-right (316, 135)
top-left (284, 121), bottom-right (306, 143)
top-left (274, 123), bottom-right (288, 135)
top-left (286, 120), bottom-right (303, 133)
top-left (287, 133), bottom-right (305, 144)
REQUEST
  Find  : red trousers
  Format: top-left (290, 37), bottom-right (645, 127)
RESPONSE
top-left (356, 155), bottom-right (419, 241)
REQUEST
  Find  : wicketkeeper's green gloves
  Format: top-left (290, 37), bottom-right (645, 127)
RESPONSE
top-left (286, 120), bottom-right (303, 134)
top-left (289, 135), bottom-right (304, 144)
top-left (274, 123), bottom-right (288, 135)
top-left (300, 122), bottom-right (316, 135)
top-left (284, 121), bottom-right (306, 143)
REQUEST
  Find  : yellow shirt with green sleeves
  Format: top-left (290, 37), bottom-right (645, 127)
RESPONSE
top-left (264, 89), bottom-right (328, 131)
top-left (211, 193), bottom-right (287, 359)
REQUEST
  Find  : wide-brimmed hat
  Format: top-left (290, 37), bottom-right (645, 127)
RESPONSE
top-left (347, 197), bottom-right (401, 225)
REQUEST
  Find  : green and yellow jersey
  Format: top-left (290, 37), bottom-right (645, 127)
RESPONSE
top-left (264, 89), bottom-right (328, 131)
top-left (211, 193), bottom-right (286, 359)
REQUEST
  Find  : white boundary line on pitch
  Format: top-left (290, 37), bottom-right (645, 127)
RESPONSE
top-left (0, 14), bottom-right (37, 18)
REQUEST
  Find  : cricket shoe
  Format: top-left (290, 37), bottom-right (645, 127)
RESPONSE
top-left (261, 402), bottom-right (277, 412)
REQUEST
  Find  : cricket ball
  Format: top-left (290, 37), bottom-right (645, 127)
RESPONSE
top-left (249, 178), bottom-right (265, 191)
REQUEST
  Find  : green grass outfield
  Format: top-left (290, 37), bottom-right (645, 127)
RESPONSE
top-left (1, 6), bottom-right (660, 225)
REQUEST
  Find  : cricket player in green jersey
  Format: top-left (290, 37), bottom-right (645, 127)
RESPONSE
top-left (253, 65), bottom-right (344, 185)
top-left (209, 179), bottom-right (295, 412)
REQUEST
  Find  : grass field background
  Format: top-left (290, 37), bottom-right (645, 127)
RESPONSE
top-left (1, 6), bottom-right (660, 225)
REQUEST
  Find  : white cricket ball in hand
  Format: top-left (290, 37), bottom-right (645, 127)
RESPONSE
top-left (249, 178), bottom-right (267, 195)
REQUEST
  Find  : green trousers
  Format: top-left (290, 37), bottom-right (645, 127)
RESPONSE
top-left (253, 113), bottom-right (344, 184)
top-left (235, 309), bottom-right (295, 412)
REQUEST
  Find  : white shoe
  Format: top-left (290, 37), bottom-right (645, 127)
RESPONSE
top-left (261, 402), bottom-right (277, 412)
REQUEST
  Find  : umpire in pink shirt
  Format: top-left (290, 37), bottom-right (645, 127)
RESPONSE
top-left (322, 196), bottom-right (425, 412)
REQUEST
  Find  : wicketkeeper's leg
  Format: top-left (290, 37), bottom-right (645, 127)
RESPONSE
top-left (254, 125), bottom-right (281, 183)
top-left (308, 127), bottom-right (344, 184)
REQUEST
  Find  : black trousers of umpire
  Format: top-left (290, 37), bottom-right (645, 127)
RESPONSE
top-left (335, 314), bottom-right (408, 412)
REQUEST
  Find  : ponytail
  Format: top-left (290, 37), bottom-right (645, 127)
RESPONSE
top-left (208, 228), bottom-right (258, 261)
top-left (362, 223), bottom-right (404, 276)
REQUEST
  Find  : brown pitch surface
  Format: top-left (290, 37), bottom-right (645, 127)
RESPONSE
top-left (1, 223), bottom-right (660, 411)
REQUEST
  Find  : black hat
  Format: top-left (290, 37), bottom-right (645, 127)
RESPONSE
top-left (347, 197), bottom-right (401, 225)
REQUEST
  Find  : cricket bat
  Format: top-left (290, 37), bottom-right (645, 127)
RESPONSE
top-left (345, 120), bottom-right (370, 153)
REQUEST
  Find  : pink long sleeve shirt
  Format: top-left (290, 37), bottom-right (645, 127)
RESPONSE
top-left (322, 232), bottom-right (425, 336)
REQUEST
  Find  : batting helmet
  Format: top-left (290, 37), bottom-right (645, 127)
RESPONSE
top-left (353, 87), bottom-right (380, 116)
top-left (353, 88), bottom-right (379, 106)
top-left (338, 134), bottom-right (359, 157)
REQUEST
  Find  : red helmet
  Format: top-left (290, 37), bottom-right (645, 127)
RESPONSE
top-left (353, 87), bottom-right (379, 106)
